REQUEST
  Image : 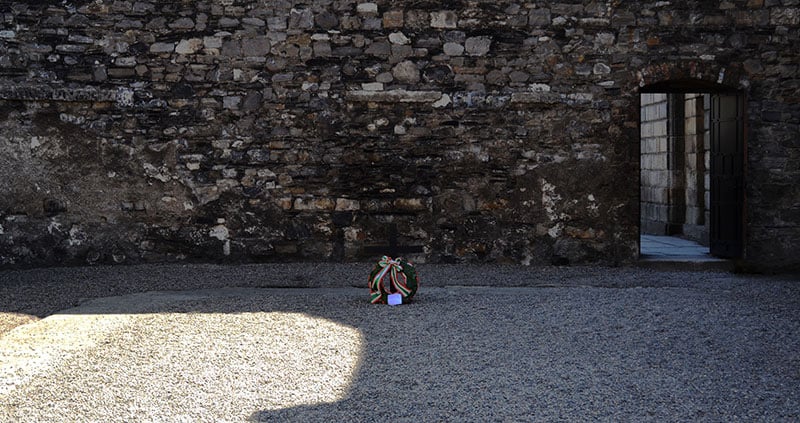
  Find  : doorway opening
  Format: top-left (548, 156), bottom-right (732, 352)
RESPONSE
top-left (639, 85), bottom-right (745, 261)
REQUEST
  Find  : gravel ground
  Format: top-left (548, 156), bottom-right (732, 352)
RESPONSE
top-left (0, 263), bottom-right (799, 421)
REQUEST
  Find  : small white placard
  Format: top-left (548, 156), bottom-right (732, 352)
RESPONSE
top-left (387, 293), bottom-right (402, 306)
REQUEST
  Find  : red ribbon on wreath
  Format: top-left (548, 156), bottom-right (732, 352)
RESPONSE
top-left (369, 256), bottom-right (413, 304)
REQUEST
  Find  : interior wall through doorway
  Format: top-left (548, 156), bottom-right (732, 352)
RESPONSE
top-left (640, 93), bottom-right (711, 246)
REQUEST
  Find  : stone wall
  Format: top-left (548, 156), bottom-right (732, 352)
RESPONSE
top-left (683, 93), bottom-right (710, 245)
top-left (640, 93), bottom-right (670, 235)
top-left (0, 1), bottom-right (798, 271)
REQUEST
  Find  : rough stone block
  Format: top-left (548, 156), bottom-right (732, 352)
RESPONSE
top-left (383, 10), bottom-right (404, 28)
top-left (219, 17), bottom-right (240, 28)
top-left (362, 17), bottom-right (382, 30)
top-left (294, 197), bottom-right (336, 211)
top-left (389, 32), bottom-right (411, 45)
top-left (221, 40), bottom-right (241, 57)
top-left (529, 9), bottom-right (551, 27)
top-left (392, 60), bottom-right (420, 83)
top-left (242, 36), bottom-right (270, 56)
top-left (289, 8), bottom-right (314, 29)
top-left (336, 198), bottom-right (360, 211)
top-left (268, 16), bottom-right (287, 31)
top-left (149, 42), bottom-right (175, 53)
top-left (365, 41), bottom-right (390, 57)
top-left (771, 8), bottom-right (800, 25)
top-left (169, 17), bottom-right (195, 30)
top-left (176, 38), bottom-right (203, 55)
top-left (443, 42), bottom-right (464, 56)
top-left (346, 89), bottom-right (442, 103)
top-left (357, 3), bottom-right (379, 15)
top-left (223, 96), bottom-right (241, 109)
top-left (315, 11), bottom-right (339, 29)
top-left (465, 36), bottom-right (491, 56)
top-left (430, 11), bottom-right (458, 28)
top-left (361, 82), bottom-right (384, 91)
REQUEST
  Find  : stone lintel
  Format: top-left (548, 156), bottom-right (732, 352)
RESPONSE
top-left (0, 84), bottom-right (117, 102)
top-left (510, 92), bottom-right (563, 105)
top-left (346, 89), bottom-right (443, 103)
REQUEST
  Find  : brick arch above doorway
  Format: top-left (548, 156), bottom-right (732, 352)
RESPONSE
top-left (634, 61), bottom-right (750, 94)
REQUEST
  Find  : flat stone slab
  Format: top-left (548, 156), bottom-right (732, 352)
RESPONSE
top-left (1, 272), bottom-right (799, 421)
top-left (345, 89), bottom-right (444, 103)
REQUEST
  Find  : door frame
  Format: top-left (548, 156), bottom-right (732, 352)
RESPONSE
top-left (638, 81), bottom-right (746, 259)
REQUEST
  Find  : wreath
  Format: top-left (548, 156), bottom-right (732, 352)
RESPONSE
top-left (368, 256), bottom-right (419, 304)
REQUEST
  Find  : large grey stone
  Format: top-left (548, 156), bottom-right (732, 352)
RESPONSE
top-left (242, 37), bottom-right (270, 56)
top-left (430, 11), bottom-right (458, 28)
top-left (315, 11), bottom-right (339, 30)
top-left (465, 36), bottom-right (491, 56)
top-left (443, 42), bottom-right (464, 56)
top-left (392, 60), bottom-right (420, 83)
top-left (289, 8), bottom-right (313, 29)
top-left (175, 38), bottom-right (203, 55)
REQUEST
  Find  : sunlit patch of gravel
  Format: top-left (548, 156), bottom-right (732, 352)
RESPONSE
top-left (0, 290), bottom-right (364, 422)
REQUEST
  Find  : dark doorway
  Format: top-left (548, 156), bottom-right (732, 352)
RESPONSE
top-left (639, 85), bottom-right (745, 259)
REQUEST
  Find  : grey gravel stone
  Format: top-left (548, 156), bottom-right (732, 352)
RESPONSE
top-left (0, 264), bottom-right (798, 421)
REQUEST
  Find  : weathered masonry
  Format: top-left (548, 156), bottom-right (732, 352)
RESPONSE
top-left (0, 1), bottom-right (798, 271)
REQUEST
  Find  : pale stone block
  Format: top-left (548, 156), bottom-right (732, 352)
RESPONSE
top-left (223, 96), bottom-right (241, 109)
top-left (357, 3), bottom-right (378, 15)
top-left (376, 72), bottom-right (394, 83)
top-left (219, 17), bottom-right (239, 28)
top-left (593, 62), bottom-right (611, 75)
top-left (267, 16), bottom-right (287, 31)
top-left (465, 36), bottom-right (491, 56)
top-left (394, 198), bottom-right (427, 211)
top-left (149, 42), bottom-right (175, 53)
top-left (362, 17), bottom-right (382, 30)
top-left (169, 17), bottom-right (194, 30)
top-left (443, 42), bottom-right (464, 56)
top-left (295, 198), bottom-right (336, 211)
top-left (392, 60), bottom-right (420, 83)
top-left (430, 11), bottom-right (458, 28)
top-left (389, 31), bottom-right (411, 45)
top-left (313, 40), bottom-right (331, 56)
top-left (203, 36), bottom-right (223, 49)
top-left (176, 38), bottom-right (203, 54)
top-left (529, 9), bottom-right (551, 26)
top-left (432, 94), bottom-right (451, 108)
top-left (242, 36), bottom-right (270, 56)
top-left (361, 82), bottom-right (384, 91)
top-left (346, 89), bottom-right (443, 103)
top-left (289, 8), bottom-right (313, 29)
top-left (336, 198), bottom-right (360, 211)
top-left (383, 10), bottom-right (404, 28)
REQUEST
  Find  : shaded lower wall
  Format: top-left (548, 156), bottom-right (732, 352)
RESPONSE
top-left (0, 1), bottom-right (798, 271)
top-left (0, 92), bottom-right (634, 267)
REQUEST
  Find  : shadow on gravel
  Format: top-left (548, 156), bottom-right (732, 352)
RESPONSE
top-left (242, 284), bottom-right (800, 422)
top-left (1, 264), bottom-right (800, 421)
